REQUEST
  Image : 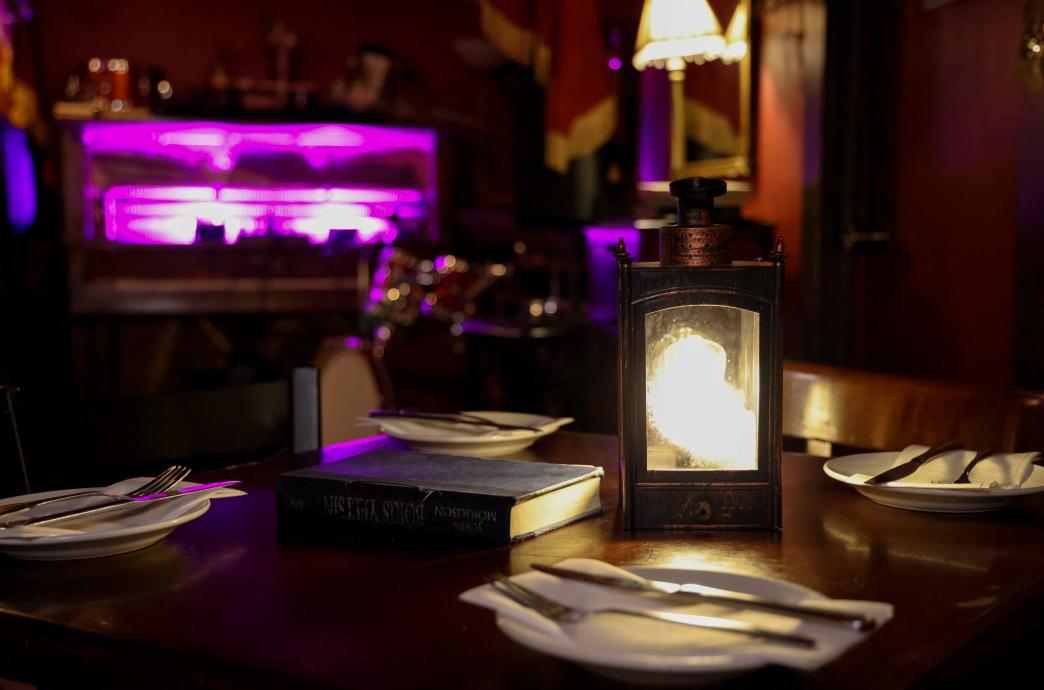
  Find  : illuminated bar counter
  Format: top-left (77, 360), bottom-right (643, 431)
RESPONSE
top-left (58, 119), bottom-right (438, 314)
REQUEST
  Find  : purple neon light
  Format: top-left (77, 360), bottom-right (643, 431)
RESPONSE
top-left (320, 434), bottom-right (394, 464)
top-left (103, 185), bottom-right (420, 245)
top-left (584, 224), bottom-right (643, 320)
top-left (81, 121), bottom-right (436, 173)
top-left (2, 125), bottom-right (37, 234)
top-left (79, 120), bottom-right (435, 245)
top-left (110, 185), bottom-right (422, 204)
top-left (583, 225), bottom-right (641, 258)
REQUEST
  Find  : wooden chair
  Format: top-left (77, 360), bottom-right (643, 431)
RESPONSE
top-left (782, 360), bottom-right (1044, 456)
top-left (8, 368), bottom-right (320, 494)
top-left (313, 337), bottom-right (395, 447)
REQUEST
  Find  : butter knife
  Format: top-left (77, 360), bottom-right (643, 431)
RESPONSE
top-left (0, 481), bottom-right (241, 530)
top-left (531, 564), bottom-right (877, 631)
top-left (863, 441), bottom-right (963, 485)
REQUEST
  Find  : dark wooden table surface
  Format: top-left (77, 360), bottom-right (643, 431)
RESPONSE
top-left (2, 432), bottom-right (1043, 689)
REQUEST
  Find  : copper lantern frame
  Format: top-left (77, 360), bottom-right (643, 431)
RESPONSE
top-left (616, 178), bottom-right (785, 530)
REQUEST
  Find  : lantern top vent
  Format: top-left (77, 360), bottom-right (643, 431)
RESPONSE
top-left (661, 177), bottom-right (731, 267)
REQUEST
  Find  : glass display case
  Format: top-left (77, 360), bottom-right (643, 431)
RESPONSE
top-left (59, 119), bottom-right (438, 314)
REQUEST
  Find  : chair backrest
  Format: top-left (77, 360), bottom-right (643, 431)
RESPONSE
top-left (16, 368), bottom-right (320, 492)
top-left (782, 360), bottom-right (1044, 456)
top-left (314, 338), bottom-right (393, 446)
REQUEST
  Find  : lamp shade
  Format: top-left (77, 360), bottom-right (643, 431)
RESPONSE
top-left (723, 2), bottom-right (749, 64)
top-left (633, 0), bottom-right (725, 71)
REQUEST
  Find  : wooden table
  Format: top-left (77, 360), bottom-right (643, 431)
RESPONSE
top-left (2, 432), bottom-right (1042, 689)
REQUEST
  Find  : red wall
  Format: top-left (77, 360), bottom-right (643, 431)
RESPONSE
top-left (863, 0), bottom-right (1023, 387)
top-left (33, 0), bottom-right (500, 131)
top-left (744, 2), bottom-right (821, 357)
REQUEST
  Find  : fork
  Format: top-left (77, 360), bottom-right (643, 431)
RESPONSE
top-left (0, 465), bottom-right (192, 518)
top-left (490, 575), bottom-right (816, 648)
top-left (953, 449), bottom-right (994, 484)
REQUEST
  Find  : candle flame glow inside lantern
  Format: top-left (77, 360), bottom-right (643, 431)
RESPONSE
top-left (646, 329), bottom-right (757, 471)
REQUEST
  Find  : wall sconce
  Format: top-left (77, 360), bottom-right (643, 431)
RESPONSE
top-left (616, 178), bottom-right (784, 529)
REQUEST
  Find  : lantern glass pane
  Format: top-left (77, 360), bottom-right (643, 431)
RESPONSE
top-left (645, 304), bottom-right (760, 470)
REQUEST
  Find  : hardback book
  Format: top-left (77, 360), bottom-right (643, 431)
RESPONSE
top-left (276, 450), bottom-right (604, 544)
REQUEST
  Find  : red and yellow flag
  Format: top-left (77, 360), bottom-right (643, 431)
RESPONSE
top-left (478, 0), bottom-right (617, 173)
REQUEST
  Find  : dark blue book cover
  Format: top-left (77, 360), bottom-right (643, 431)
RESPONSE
top-left (277, 450), bottom-right (604, 543)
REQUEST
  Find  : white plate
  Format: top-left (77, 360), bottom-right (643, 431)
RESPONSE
top-left (0, 479), bottom-right (245, 560)
top-left (823, 452), bottom-right (1044, 513)
top-left (370, 411), bottom-right (573, 457)
top-left (495, 567), bottom-right (827, 686)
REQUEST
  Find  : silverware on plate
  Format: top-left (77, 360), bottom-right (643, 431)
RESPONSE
top-left (368, 409), bottom-right (547, 433)
top-left (490, 575), bottom-right (816, 648)
top-left (864, 441), bottom-right (963, 485)
top-left (0, 465), bottom-right (192, 518)
top-left (0, 480), bottom-right (241, 530)
top-left (531, 564), bottom-right (876, 631)
top-left (953, 448), bottom-right (994, 484)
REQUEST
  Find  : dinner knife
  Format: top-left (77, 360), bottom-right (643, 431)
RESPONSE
top-left (863, 441), bottom-right (963, 486)
top-left (0, 481), bottom-right (241, 530)
top-left (531, 564), bottom-right (878, 631)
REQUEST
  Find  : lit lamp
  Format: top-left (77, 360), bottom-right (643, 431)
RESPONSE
top-left (616, 177), bottom-right (785, 529)
top-left (722, 2), bottom-right (750, 64)
top-left (633, 0), bottom-right (725, 175)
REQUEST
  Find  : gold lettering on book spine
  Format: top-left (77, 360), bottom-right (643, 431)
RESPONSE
top-left (318, 494), bottom-right (500, 533)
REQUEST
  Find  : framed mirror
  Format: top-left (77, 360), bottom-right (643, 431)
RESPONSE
top-left (633, 0), bottom-right (759, 198)
top-left (676, 0), bottom-right (756, 179)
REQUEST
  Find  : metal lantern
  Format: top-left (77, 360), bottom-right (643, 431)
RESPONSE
top-left (617, 177), bottom-right (785, 530)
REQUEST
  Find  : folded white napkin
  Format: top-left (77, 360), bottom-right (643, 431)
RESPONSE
top-left (460, 558), bottom-right (892, 672)
top-left (0, 480), bottom-right (245, 540)
top-left (852, 446), bottom-right (1041, 490)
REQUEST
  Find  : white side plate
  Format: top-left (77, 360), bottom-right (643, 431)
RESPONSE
top-left (373, 411), bottom-right (572, 457)
top-left (0, 479), bottom-right (245, 560)
top-left (823, 452), bottom-right (1044, 513)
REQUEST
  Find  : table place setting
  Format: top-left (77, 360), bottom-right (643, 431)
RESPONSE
top-left (460, 558), bottom-right (893, 686)
top-left (824, 444), bottom-right (1044, 512)
top-left (0, 471), bottom-right (245, 560)
top-left (358, 409), bottom-right (574, 457)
